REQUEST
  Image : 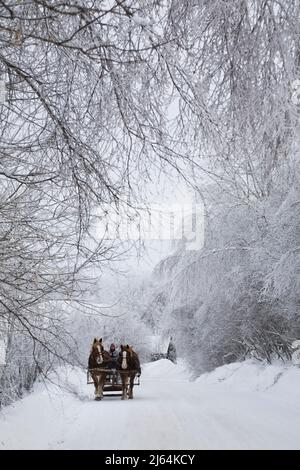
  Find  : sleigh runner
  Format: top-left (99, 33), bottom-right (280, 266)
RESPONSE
top-left (87, 367), bottom-right (141, 397)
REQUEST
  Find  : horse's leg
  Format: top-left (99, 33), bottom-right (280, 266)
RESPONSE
top-left (92, 374), bottom-right (98, 396)
top-left (98, 375), bottom-right (102, 398)
top-left (121, 375), bottom-right (125, 400)
top-left (99, 373), bottom-right (105, 398)
top-left (128, 374), bottom-right (134, 399)
top-left (121, 375), bottom-right (128, 400)
top-left (125, 375), bottom-right (130, 399)
top-left (94, 374), bottom-right (102, 399)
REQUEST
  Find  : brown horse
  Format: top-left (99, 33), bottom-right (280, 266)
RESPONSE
top-left (88, 338), bottom-right (110, 400)
top-left (117, 344), bottom-right (141, 400)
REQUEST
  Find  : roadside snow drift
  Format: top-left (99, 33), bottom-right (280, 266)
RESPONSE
top-left (0, 359), bottom-right (299, 449)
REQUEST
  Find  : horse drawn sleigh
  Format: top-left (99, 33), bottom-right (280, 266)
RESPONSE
top-left (88, 339), bottom-right (141, 400)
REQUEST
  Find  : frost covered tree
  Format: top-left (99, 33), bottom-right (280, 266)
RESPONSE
top-left (120, 0), bottom-right (300, 373)
top-left (0, 0), bottom-right (198, 402)
top-left (137, 166), bottom-right (300, 373)
top-left (0, 0), bottom-right (300, 399)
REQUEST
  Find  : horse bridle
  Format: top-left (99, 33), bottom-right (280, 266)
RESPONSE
top-left (95, 344), bottom-right (104, 365)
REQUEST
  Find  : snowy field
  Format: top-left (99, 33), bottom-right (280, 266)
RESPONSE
top-left (0, 359), bottom-right (299, 450)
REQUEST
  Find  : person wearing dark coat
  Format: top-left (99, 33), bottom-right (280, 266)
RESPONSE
top-left (108, 343), bottom-right (118, 369)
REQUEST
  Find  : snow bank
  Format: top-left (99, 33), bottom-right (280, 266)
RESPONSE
top-left (195, 359), bottom-right (300, 397)
top-left (0, 359), bottom-right (299, 449)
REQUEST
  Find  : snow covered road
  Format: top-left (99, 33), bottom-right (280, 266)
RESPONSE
top-left (0, 359), bottom-right (299, 449)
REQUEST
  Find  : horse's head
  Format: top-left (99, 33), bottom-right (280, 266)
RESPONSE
top-left (120, 344), bottom-right (136, 369)
top-left (91, 338), bottom-right (105, 365)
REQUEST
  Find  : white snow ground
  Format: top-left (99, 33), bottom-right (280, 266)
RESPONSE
top-left (0, 359), bottom-right (299, 449)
